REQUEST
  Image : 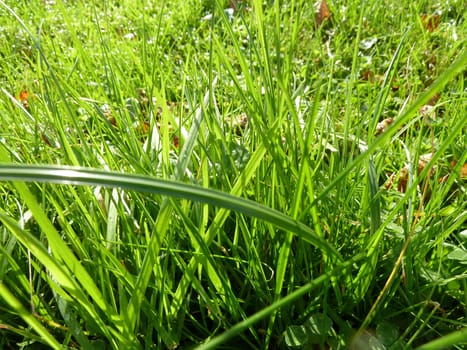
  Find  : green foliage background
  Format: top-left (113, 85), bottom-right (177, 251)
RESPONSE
top-left (0, 0), bottom-right (466, 349)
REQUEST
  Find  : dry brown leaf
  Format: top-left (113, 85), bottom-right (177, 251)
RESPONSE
top-left (173, 135), bottom-right (179, 148)
top-left (229, 0), bottom-right (241, 11)
top-left (427, 93), bottom-right (441, 106)
top-left (461, 163), bottom-right (467, 179)
top-left (385, 154), bottom-right (435, 193)
top-left (418, 153), bottom-right (434, 173)
top-left (450, 160), bottom-right (467, 180)
top-left (153, 122), bottom-right (179, 148)
top-left (375, 118), bottom-right (394, 135)
top-left (41, 131), bottom-right (53, 147)
top-left (315, 0), bottom-right (331, 27)
top-left (99, 104), bottom-right (116, 126)
top-left (421, 14), bottom-right (441, 32)
top-left (15, 89), bottom-right (30, 109)
top-left (134, 121), bottom-right (150, 135)
top-left (361, 69), bottom-right (375, 82)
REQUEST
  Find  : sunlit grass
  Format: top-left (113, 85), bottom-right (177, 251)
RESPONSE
top-left (0, 0), bottom-right (466, 349)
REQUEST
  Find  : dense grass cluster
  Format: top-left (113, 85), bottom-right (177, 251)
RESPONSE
top-left (0, 0), bottom-right (466, 349)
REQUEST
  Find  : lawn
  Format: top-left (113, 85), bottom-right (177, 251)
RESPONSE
top-left (0, 0), bottom-right (466, 349)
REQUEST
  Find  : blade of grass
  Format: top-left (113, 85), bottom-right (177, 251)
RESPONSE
top-left (0, 211), bottom-right (120, 348)
top-left (168, 142), bottom-right (269, 319)
top-left (301, 48), bottom-right (467, 218)
top-left (415, 327), bottom-right (467, 350)
top-left (194, 253), bottom-right (365, 350)
top-left (0, 155), bottom-right (126, 348)
top-left (0, 0), bottom-right (80, 166)
top-left (0, 164), bottom-right (340, 260)
top-left (358, 102), bottom-right (467, 332)
top-left (0, 281), bottom-right (62, 349)
top-left (122, 85), bottom-right (212, 343)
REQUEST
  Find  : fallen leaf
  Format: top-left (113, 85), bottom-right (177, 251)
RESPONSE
top-left (41, 131), bottom-right (54, 147)
top-left (386, 167), bottom-right (408, 193)
top-left (134, 121), bottom-right (150, 135)
top-left (421, 14), bottom-right (440, 32)
top-left (375, 118), bottom-right (394, 135)
top-left (461, 163), bottom-right (467, 179)
top-left (229, 0), bottom-right (242, 11)
top-left (427, 93), bottom-right (440, 106)
top-left (361, 69), bottom-right (375, 82)
top-left (173, 135), bottom-right (179, 148)
top-left (315, 0), bottom-right (331, 27)
top-left (450, 160), bottom-right (467, 180)
top-left (16, 89), bottom-right (30, 109)
top-left (391, 78), bottom-right (401, 91)
top-left (418, 153), bottom-right (434, 173)
top-left (19, 90), bottom-right (29, 101)
top-left (385, 154), bottom-right (435, 193)
top-left (100, 104), bottom-right (116, 126)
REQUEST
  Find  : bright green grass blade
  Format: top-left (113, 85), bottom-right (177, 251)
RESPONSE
top-left (304, 48), bottom-right (467, 213)
top-left (0, 164), bottom-right (340, 260)
top-left (351, 156), bottom-right (382, 300)
top-left (168, 142), bottom-right (269, 318)
top-left (0, 155), bottom-right (126, 347)
top-left (123, 86), bottom-right (212, 343)
top-left (2, 1), bottom-right (463, 348)
top-left (0, 211), bottom-right (123, 347)
top-left (367, 28), bottom-right (410, 144)
top-left (0, 281), bottom-right (62, 350)
top-left (0, 0), bottom-right (80, 166)
top-left (0, 212), bottom-right (84, 298)
top-left (355, 115), bottom-right (467, 334)
top-left (194, 253), bottom-right (365, 350)
top-left (415, 327), bottom-right (467, 350)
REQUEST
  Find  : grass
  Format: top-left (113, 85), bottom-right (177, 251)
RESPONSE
top-left (0, 0), bottom-right (466, 349)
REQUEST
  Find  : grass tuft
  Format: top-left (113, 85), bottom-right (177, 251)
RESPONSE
top-left (0, 0), bottom-right (465, 348)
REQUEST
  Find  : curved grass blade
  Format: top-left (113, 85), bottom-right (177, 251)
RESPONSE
top-left (0, 164), bottom-right (340, 261)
